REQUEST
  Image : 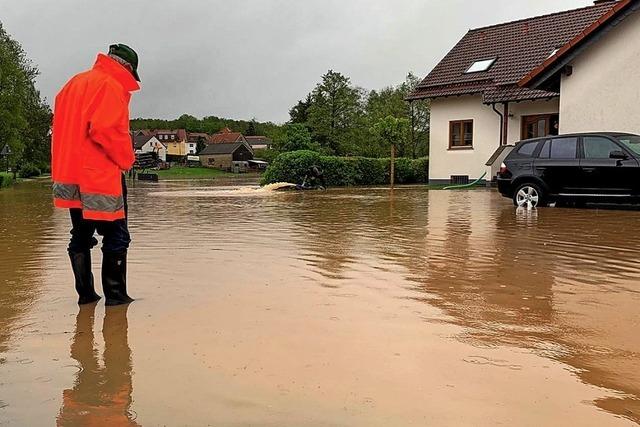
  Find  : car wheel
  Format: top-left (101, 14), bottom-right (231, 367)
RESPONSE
top-left (513, 183), bottom-right (546, 209)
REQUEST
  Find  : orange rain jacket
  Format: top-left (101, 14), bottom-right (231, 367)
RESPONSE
top-left (52, 54), bottom-right (140, 221)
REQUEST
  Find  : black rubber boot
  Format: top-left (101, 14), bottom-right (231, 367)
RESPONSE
top-left (69, 250), bottom-right (102, 305)
top-left (102, 250), bottom-right (134, 306)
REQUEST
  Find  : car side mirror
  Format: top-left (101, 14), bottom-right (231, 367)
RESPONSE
top-left (610, 150), bottom-right (628, 160)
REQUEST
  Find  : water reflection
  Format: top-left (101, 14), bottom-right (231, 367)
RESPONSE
top-left (2, 181), bottom-right (640, 425)
top-left (0, 181), bottom-right (54, 354)
top-left (57, 305), bottom-right (139, 426)
top-left (404, 191), bottom-right (640, 423)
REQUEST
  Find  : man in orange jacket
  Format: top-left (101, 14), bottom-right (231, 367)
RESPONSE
top-left (51, 44), bottom-right (141, 306)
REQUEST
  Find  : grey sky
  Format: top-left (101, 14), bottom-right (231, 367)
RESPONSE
top-left (1, 0), bottom-right (591, 123)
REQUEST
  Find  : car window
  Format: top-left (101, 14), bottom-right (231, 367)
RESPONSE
top-left (583, 137), bottom-right (621, 159)
top-left (617, 135), bottom-right (640, 155)
top-left (550, 137), bottom-right (578, 159)
top-left (517, 141), bottom-right (539, 157)
top-left (538, 140), bottom-right (551, 158)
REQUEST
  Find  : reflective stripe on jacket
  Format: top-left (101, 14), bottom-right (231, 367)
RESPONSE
top-left (51, 54), bottom-right (139, 221)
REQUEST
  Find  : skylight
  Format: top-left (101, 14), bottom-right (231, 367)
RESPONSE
top-left (465, 58), bottom-right (496, 74)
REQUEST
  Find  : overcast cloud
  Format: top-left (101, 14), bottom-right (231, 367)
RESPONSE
top-left (1, 0), bottom-right (591, 123)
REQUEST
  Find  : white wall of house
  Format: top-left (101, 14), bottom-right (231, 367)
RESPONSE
top-left (429, 96), bottom-right (559, 183)
top-left (560, 10), bottom-right (640, 134)
top-left (136, 137), bottom-right (167, 162)
top-left (429, 96), bottom-right (500, 183)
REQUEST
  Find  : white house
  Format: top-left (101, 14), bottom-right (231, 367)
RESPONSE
top-left (409, 0), bottom-right (640, 184)
top-left (134, 135), bottom-right (167, 162)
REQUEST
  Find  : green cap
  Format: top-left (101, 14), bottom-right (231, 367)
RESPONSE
top-left (108, 43), bottom-right (140, 81)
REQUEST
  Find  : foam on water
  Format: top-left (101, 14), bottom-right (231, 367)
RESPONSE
top-left (153, 182), bottom-right (298, 198)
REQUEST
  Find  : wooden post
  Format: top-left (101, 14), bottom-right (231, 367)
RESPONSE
top-left (390, 144), bottom-right (396, 187)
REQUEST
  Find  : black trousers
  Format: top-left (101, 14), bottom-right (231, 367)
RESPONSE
top-left (68, 175), bottom-right (130, 254)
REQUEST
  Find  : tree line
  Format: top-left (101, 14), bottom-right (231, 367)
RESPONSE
top-left (0, 22), bottom-right (52, 177)
top-left (282, 70), bottom-right (430, 159)
top-left (130, 115), bottom-right (284, 141)
top-left (131, 70), bottom-right (430, 161)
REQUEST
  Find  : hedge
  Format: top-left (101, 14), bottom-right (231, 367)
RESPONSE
top-left (261, 150), bottom-right (428, 186)
top-left (0, 172), bottom-right (14, 188)
top-left (18, 163), bottom-right (42, 178)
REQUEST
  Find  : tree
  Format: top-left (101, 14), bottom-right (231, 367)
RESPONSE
top-left (404, 72), bottom-right (430, 158)
top-left (0, 22), bottom-right (52, 173)
top-left (307, 70), bottom-right (364, 155)
top-left (372, 116), bottom-right (410, 186)
top-left (289, 94), bottom-right (312, 124)
top-left (246, 119), bottom-right (258, 136)
top-left (276, 123), bottom-right (319, 152)
top-left (195, 137), bottom-right (207, 154)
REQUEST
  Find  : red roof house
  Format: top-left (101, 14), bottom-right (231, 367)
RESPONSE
top-left (409, 0), bottom-right (640, 184)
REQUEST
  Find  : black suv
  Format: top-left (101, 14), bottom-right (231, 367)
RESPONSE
top-left (498, 133), bottom-right (640, 208)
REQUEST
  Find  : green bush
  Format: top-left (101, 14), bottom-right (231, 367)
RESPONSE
top-left (261, 150), bottom-right (428, 186)
top-left (18, 163), bottom-right (41, 178)
top-left (0, 173), bottom-right (14, 188)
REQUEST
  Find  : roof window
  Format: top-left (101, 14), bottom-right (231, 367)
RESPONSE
top-left (465, 58), bottom-right (496, 73)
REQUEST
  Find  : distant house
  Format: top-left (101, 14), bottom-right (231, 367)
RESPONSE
top-left (210, 127), bottom-right (248, 144)
top-left (408, 0), bottom-right (640, 184)
top-left (245, 136), bottom-right (273, 150)
top-left (154, 129), bottom-right (188, 161)
top-left (199, 142), bottom-right (254, 170)
top-left (187, 132), bottom-right (211, 155)
top-left (133, 134), bottom-right (167, 162)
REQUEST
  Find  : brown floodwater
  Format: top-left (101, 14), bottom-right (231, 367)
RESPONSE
top-left (1, 178), bottom-right (639, 426)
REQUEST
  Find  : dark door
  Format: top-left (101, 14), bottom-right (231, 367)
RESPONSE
top-left (521, 114), bottom-right (559, 139)
top-left (534, 137), bottom-right (580, 195)
top-left (580, 136), bottom-right (639, 195)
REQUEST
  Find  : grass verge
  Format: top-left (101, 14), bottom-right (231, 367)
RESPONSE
top-left (155, 166), bottom-right (236, 180)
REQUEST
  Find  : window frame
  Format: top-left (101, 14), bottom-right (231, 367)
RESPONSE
top-left (464, 58), bottom-right (497, 74)
top-left (449, 120), bottom-right (474, 150)
top-left (537, 137), bottom-right (579, 160)
top-left (521, 114), bottom-right (559, 140)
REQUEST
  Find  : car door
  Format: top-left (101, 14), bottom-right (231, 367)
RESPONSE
top-left (580, 135), bottom-right (639, 195)
top-left (534, 137), bottom-right (580, 195)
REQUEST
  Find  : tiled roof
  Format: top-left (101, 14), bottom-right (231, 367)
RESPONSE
top-left (408, 1), bottom-right (620, 103)
top-left (188, 132), bottom-right (212, 143)
top-left (520, 0), bottom-right (638, 88)
top-left (210, 127), bottom-right (243, 144)
top-left (152, 129), bottom-right (187, 140)
top-left (133, 134), bottom-right (152, 149)
top-left (199, 142), bottom-right (246, 155)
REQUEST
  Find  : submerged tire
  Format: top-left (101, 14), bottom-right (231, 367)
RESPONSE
top-left (513, 182), bottom-right (547, 209)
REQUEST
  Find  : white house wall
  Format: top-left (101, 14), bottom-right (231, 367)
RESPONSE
top-left (429, 96), bottom-right (559, 183)
top-left (506, 98), bottom-right (560, 143)
top-left (559, 9), bottom-right (640, 134)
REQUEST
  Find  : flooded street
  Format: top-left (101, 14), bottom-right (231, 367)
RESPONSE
top-left (1, 179), bottom-right (639, 426)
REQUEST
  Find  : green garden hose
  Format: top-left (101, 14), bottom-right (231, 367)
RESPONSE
top-left (442, 172), bottom-right (487, 190)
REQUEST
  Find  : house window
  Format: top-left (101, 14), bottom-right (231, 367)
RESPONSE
top-left (449, 120), bottom-right (474, 149)
top-left (465, 58), bottom-right (496, 73)
top-left (208, 158), bottom-right (215, 165)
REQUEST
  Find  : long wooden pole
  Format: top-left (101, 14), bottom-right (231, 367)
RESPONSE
top-left (390, 144), bottom-right (396, 188)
